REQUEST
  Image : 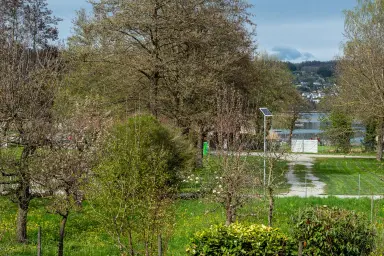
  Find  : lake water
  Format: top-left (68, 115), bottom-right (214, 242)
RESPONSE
top-left (272, 112), bottom-right (365, 145)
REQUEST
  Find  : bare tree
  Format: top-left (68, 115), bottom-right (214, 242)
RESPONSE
top-left (31, 148), bottom-right (94, 256)
top-left (209, 87), bottom-right (257, 225)
top-left (0, 44), bottom-right (63, 243)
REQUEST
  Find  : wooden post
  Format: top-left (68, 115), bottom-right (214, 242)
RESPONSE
top-left (37, 226), bottom-right (41, 256)
top-left (158, 234), bottom-right (162, 256)
top-left (358, 174), bottom-right (361, 197)
top-left (371, 194), bottom-right (374, 223)
top-left (298, 241), bottom-right (303, 256)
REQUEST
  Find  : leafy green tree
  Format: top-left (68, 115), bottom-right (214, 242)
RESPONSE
top-left (317, 66), bottom-right (333, 78)
top-left (67, 0), bottom-right (254, 168)
top-left (88, 115), bottom-right (193, 255)
top-left (23, 0), bottom-right (61, 49)
top-left (321, 110), bottom-right (354, 153)
top-left (0, 0), bottom-right (60, 48)
top-left (244, 54), bottom-right (299, 148)
top-left (337, 0), bottom-right (384, 160)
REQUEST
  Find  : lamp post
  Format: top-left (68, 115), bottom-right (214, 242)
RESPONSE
top-left (259, 108), bottom-right (272, 190)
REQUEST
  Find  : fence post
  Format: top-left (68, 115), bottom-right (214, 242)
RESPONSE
top-left (305, 173), bottom-right (307, 198)
top-left (37, 226), bottom-right (41, 256)
top-left (371, 194), bottom-right (374, 223)
top-left (358, 174), bottom-right (361, 198)
top-left (158, 234), bottom-right (163, 256)
top-left (298, 241), bottom-right (303, 256)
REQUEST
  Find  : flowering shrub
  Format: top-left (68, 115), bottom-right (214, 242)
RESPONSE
top-left (186, 223), bottom-right (295, 255)
top-left (292, 206), bottom-right (375, 256)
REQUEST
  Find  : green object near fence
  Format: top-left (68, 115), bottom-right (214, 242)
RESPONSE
top-left (203, 142), bottom-right (209, 156)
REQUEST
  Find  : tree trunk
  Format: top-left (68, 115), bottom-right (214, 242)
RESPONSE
top-left (376, 118), bottom-right (384, 161)
top-left (268, 187), bottom-right (274, 227)
top-left (225, 194), bottom-right (235, 226)
top-left (58, 213), bottom-right (68, 256)
top-left (289, 112), bottom-right (299, 146)
top-left (16, 200), bottom-right (29, 243)
top-left (225, 206), bottom-right (233, 226)
top-left (129, 230), bottom-right (134, 256)
top-left (157, 234), bottom-right (162, 256)
top-left (16, 146), bottom-right (35, 243)
top-left (37, 226), bottom-right (41, 256)
top-left (196, 126), bottom-right (204, 168)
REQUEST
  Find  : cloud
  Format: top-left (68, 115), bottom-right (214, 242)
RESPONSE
top-left (270, 46), bottom-right (316, 62)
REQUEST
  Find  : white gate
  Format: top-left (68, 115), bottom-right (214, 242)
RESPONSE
top-left (291, 140), bottom-right (318, 153)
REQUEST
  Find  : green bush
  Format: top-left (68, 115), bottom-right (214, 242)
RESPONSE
top-left (186, 223), bottom-right (294, 255)
top-left (292, 206), bottom-right (375, 256)
top-left (88, 115), bottom-right (194, 255)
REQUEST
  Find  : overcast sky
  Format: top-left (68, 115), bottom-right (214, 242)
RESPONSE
top-left (47, 0), bottom-right (357, 62)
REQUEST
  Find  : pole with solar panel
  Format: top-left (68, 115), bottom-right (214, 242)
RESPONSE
top-left (259, 108), bottom-right (272, 194)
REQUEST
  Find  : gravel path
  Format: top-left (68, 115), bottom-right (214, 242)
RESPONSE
top-left (283, 154), bottom-right (326, 197)
top-left (217, 151), bottom-right (381, 198)
top-left (281, 154), bottom-right (383, 199)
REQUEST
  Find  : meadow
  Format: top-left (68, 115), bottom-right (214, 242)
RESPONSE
top-left (2, 156), bottom-right (384, 255)
top-left (1, 196), bottom-right (384, 255)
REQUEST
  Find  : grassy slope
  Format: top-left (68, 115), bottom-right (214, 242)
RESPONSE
top-left (313, 158), bottom-right (384, 195)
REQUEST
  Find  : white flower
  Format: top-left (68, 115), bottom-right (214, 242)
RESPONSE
top-left (195, 177), bottom-right (199, 180)
top-left (183, 180), bottom-right (187, 182)
top-left (215, 176), bottom-right (219, 179)
top-left (219, 185), bottom-right (222, 188)
top-left (220, 177), bottom-right (223, 179)
top-left (195, 180), bottom-right (199, 184)
top-left (217, 191), bottom-right (220, 194)
top-left (213, 190), bottom-right (216, 193)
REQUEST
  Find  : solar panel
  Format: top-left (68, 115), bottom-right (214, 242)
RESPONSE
top-left (259, 108), bottom-right (272, 117)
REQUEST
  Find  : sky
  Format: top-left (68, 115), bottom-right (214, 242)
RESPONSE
top-left (47, 0), bottom-right (357, 62)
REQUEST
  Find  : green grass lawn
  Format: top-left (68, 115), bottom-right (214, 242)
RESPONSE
top-left (0, 198), bottom-right (120, 256)
top-left (3, 156), bottom-right (384, 255)
top-left (1, 196), bottom-right (384, 255)
top-left (317, 145), bottom-right (376, 156)
top-left (313, 158), bottom-right (384, 195)
top-left (180, 155), bottom-right (290, 195)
